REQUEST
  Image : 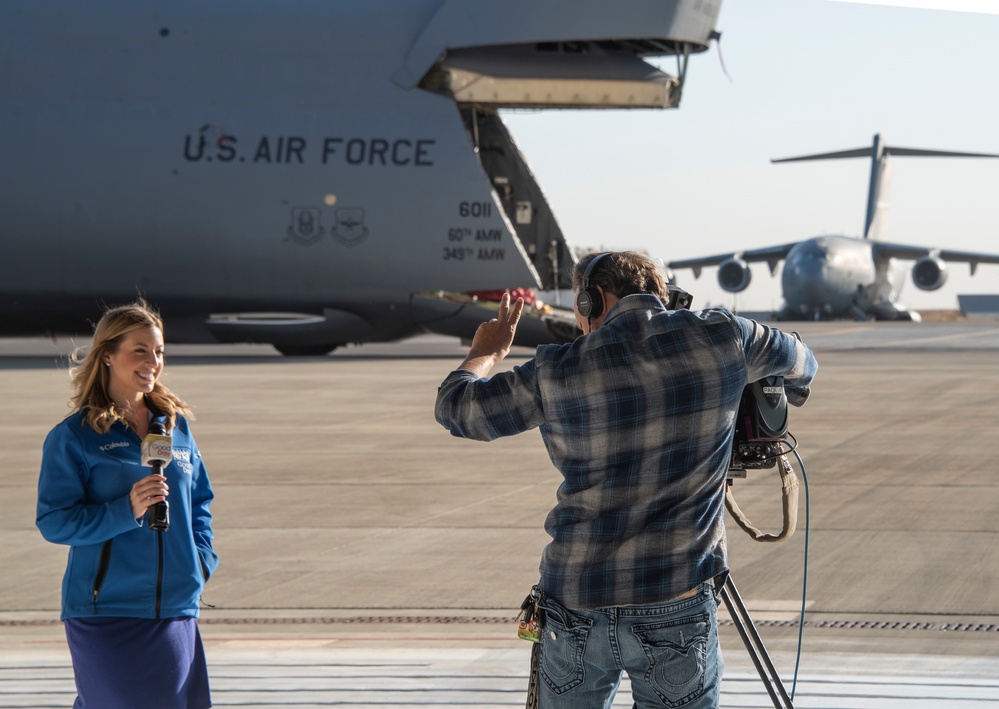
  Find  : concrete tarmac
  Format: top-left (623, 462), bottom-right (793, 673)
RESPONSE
top-left (1, 321), bottom-right (998, 707)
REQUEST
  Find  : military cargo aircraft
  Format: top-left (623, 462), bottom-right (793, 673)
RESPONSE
top-left (0, 0), bottom-right (721, 354)
top-left (669, 134), bottom-right (999, 321)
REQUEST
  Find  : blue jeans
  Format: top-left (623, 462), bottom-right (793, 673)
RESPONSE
top-left (536, 584), bottom-right (723, 709)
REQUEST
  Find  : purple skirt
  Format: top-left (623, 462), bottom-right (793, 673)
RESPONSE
top-left (64, 617), bottom-right (211, 709)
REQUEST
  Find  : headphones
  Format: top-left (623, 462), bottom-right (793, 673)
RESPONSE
top-left (576, 253), bottom-right (610, 320)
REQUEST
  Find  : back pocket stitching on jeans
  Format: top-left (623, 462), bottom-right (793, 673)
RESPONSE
top-left (632, 612), bottom-right (709, 707)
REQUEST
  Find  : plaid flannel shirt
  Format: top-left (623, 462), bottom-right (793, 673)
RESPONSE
top-left (436, 295), bottom-right (817, 609)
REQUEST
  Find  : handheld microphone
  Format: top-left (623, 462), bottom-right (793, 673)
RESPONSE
top-left (141, 420), bottom-right (172, 532)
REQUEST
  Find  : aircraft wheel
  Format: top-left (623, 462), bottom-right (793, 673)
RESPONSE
top-left (273, 343), bottom-right (340, 357)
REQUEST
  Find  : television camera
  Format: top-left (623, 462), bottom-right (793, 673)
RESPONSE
top-left (729, 375), bottom-right (789, 477)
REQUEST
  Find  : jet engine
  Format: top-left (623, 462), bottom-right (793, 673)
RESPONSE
top-left (718, 257), bottom-right (752, 293)
top-left (912, 256), bottom-right (947, 291)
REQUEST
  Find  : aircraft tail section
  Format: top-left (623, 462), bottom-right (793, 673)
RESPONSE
top-left (403, 0), bottom-right (725, 289)
top-left (773, 133), bottom-right (999, 241)
top-left (0, 0), bottom-right (724, 351)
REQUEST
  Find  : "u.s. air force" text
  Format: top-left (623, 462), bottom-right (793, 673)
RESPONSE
top-left (183, 132), bottom-right (435, 166)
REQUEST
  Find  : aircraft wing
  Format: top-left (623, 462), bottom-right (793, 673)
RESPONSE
top-left (668, 242), bottom-right (799, 278)
top-left (872, 242), bottom-right (999, 272)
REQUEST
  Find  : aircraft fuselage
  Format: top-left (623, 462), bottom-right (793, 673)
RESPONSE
top-left (1, 2), bottom-right (531, 336)
top-left (780, 236), bottom-right (879, 319)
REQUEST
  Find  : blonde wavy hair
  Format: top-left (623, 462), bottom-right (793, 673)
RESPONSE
top-left (69, 300), bottom-right (192, 434)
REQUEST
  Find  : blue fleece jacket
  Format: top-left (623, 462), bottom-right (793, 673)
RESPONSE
top-left (36, 412), bottom-right (218, 620)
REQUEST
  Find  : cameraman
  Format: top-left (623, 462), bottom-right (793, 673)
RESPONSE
top-left (434, 251), bottom-right (817, 709)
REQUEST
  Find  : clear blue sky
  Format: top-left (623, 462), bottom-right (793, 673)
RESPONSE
top-left (502, 0), bottom-right (999, 311)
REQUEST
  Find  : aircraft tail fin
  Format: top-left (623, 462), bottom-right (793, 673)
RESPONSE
top-left (773, 134), bottom-right (999, 241)
top-left (866, 158), bottom-right (891, 242)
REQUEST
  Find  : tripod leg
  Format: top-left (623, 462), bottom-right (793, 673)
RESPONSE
top-left (720, 575), bottom-right (795, 709)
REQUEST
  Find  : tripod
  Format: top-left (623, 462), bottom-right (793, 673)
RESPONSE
top-left (719, 573), bottom-right (795, 708)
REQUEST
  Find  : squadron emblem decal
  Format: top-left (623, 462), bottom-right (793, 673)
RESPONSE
top-left (286, 207), bottom-right (325, 244)
top-left (331, 207), bottom-right (369, 246)
top-left (284, 205), bottom-right (369, 246)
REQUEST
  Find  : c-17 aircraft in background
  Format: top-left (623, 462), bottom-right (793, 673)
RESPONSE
top-left (0, 0), bottom-right (722, 355)
top-left (668, 134), bottom-right (999, 321)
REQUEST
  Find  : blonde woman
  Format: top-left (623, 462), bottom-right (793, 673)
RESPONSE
top-left (36, 301), bottom-right (217, 709)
